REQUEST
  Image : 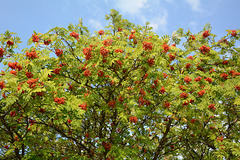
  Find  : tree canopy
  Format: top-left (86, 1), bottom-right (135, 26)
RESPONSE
top-left (0, 9), bottom-right (240, 160)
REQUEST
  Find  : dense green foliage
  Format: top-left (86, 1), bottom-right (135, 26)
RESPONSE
top-left (0, 9), bottom-right (240, 159)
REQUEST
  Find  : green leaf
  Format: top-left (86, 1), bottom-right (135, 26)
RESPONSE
top-left (234, 96), bottom-right (240, 105)
top-left (39, 68), bottom-right (52, 82)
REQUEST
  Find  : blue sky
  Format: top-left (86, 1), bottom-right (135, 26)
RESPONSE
top-left (0, 0), bottom-right (239, 58)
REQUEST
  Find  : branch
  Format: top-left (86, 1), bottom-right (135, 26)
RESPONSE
top-left (153, 118), bottom-right (173, 160)
top-left (55, 31), bottom-right (82, 63)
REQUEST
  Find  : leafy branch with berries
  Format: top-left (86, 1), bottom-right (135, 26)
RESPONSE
top-left (0, 9), bottom-right (240, 160)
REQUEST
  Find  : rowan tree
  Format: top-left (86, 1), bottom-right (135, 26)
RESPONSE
top-left (0, 9), bottom-right (240, 160)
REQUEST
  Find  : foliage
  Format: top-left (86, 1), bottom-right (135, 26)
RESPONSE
top-left (0, 9), bottom-right (240, 160)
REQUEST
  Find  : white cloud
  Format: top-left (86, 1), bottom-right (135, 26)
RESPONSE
top-left (185, 0), bottom-right (202, 12)
top-left (116, 0), bottom-right (148, 15)
top-left (115, 0), bottom-right (168, 33)
top-left (88, 19), bottom-right (103, 30)
top-left (149, 10), bottom-right (168, 32)
top-left (189, 21), bottom-right (198, 33)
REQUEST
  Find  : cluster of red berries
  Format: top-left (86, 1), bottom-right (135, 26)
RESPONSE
top-left (185, 63), bottom-right (191, 69)
top-left (7, 40), bottom-right (14, 46)
top-left (180, 92), bottom-right (188, 99)
top-left (55, 49), bottom-right (63, 57)
top-left (10, 70), bottom-right (17, 76)
top-left (168, 53), bottom-right (175, 61)
top-left (97, 70), bottom-right (104, 77)
top-left (83, 47), bottom-right (92, 60)
top-left (159, 86), bottom-right (166, 94)
top-left (26, 49), bottom-right (38, 59)
top-left (26, 78), bottom-right (38, 88)
top-left (208, 104), bottom-right (215, 110)
top-left (39, 108), bottom-right (45, 113)
top-left (162, 42), bottom-right (170, 53)
top-left (184, 76), bottom-right (192, 84)
top-left (118, 96), bottom-right (124, 103)
top-left (189, 35), bottom-right (195, 41)
top-left (100, 47), bottom-right (109, 58)
top-left (129, 116), bottom-right (138, 123)
top-left (198, 90), bottom-right (205, 97)
top-left (79, 103), bottom-right (88, 110)
top-left (8, 62), bottom-right (22, 71)
top-left (98, 30), bottom-right (104, 35)
top-left (10, 111), bottom-right (16, 117)
top-left (0, 48), bottom-right (5, 57)
top-left (8, 62), bottom-right (22, 76)
top-left (53, 68), bottom-right (61, 75)
top-left (70, 31), bottom-right (79, 39)
top-left (54, 97), bottom-right (65, 105)
top-left (147, 58), bottom-right (155, 67)
top-left (32, 34), bottom-right (39, 43)
top-left (25, 71), bottom-right (33, 78)
top-left (202, 30), bottom-right (209, 38)
top-left (115, 49), bottom-right (123, 53)
top-left (0, 81), bottom-right (5, 89)
top-left (83, 69), bottom-right (91, 77)
top-left (220, 73), bottom-right (228, 80)
top-left (138, 97), bottom-right (150, 106)
top-left (195, 77), bottom-right (202, 82)
top-left (142, 41), bottom-right (153, 51)
top-left (205, 77), bottom-right (213, 83)
top-left (163, 101), bottom-right (170, 109)
top-left (108, 100), bottom-right (116, 108)
top-left (102, 39), bottom-right (112, 47)
top-left (116, 60), bottom-right (123, 67)
top-left (102, 141), bottom-right (112, 150)
top-left (199, 45), bottom-right (210, 54)
top-left (230, 30), bottom-right (237, 37)
top-left (44, 39), bottom-right (51, 45)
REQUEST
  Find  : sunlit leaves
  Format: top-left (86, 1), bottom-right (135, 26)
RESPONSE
top-left (0, 9), bottom-right (240, 160)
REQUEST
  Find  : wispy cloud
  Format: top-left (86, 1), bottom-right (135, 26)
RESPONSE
top-left (189, 21), bottom-right (198, 33)
top-left (116, 0), bottom-right (148, 15)
top-left (88, 19), bottom-right (104, 30)
top-left (149, 10), bottom-right (168, 32)
top-left (185, 0), bottom-right (202, 12)
top-left (115, 0), bottom-right (168, 33)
